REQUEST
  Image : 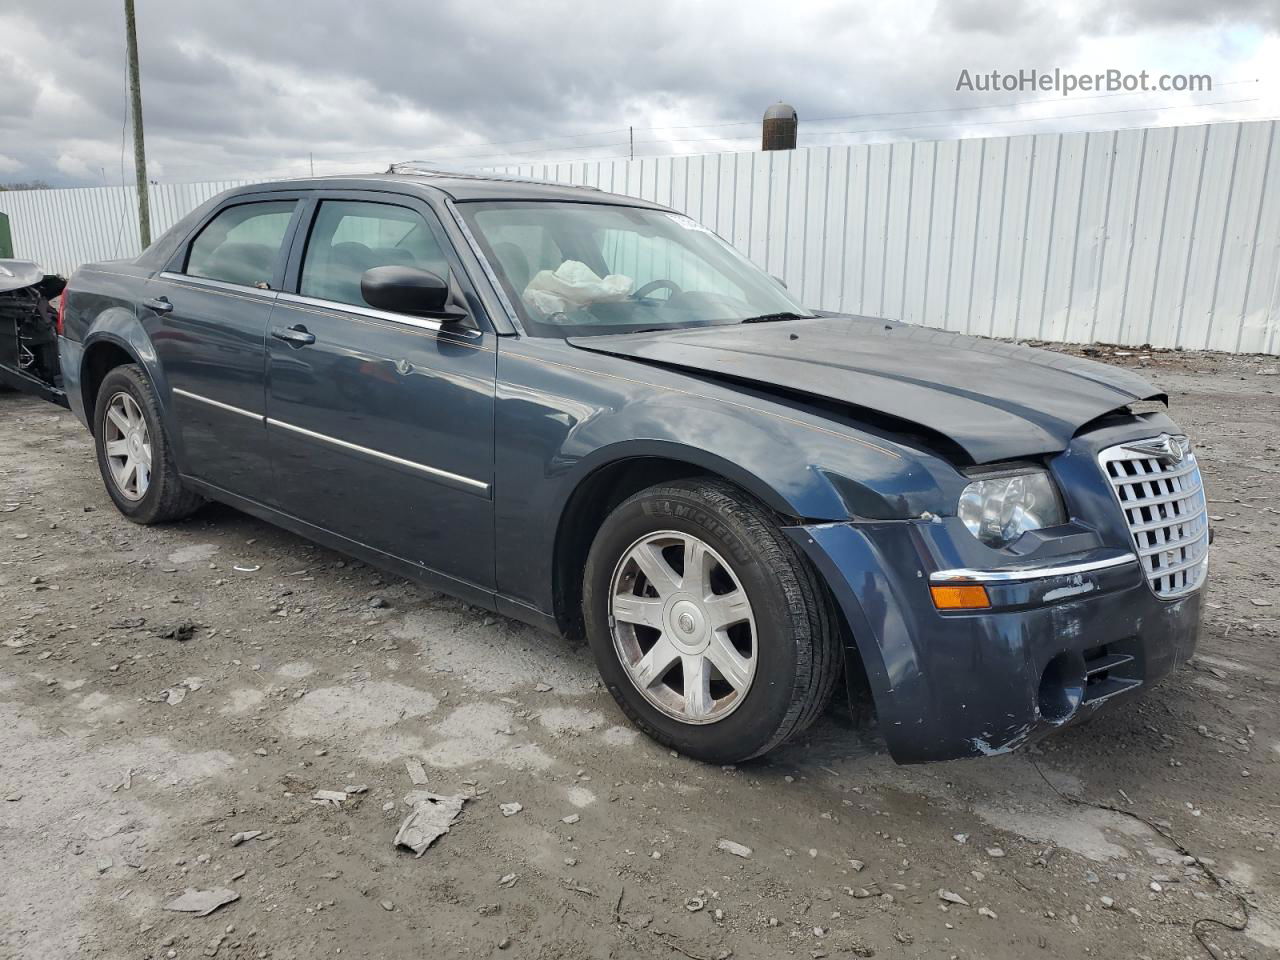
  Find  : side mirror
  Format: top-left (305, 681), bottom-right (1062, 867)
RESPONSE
top-left (360, 265), bottom-right (466, 321)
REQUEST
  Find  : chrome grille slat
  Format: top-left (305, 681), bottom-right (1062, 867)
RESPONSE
top-left (1098, 435), bottom-right (1209, 600)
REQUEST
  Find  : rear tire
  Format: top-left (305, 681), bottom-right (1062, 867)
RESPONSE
top-left (93, 364), bottom-right (203, 524)
top-left (583, 479), bottom-right (842, 763)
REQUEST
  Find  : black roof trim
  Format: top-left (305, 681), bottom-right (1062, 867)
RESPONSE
top-left (221, 172), bottom-right (671, 209)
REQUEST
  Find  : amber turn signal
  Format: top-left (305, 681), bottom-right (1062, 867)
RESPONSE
top-left (930, 584), bottom-right (991, 610)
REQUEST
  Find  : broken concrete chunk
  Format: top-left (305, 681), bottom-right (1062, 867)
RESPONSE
top-left (163, 887), bottom-right (239, 917)
top-left (312, 790), bottom-right (348, 806)
top-left (561, 814), bottom-right (580, 825)
top-left (229, 831), bottom-right (262, 846)
top-left (499, 802), bottom-right (523, 817)
top-left (405, 759), bottom-right (429, 785)
top-left (394, 791), bottom-right (468, 857)
top-left (938, 889), bottom-right (969, 906)
top-left (716, 839), bottom-right (752, 858)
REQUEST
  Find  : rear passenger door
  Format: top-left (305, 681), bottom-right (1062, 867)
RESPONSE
top-left (264, 192), bottom-right (497, 592)
top-left (149, 194), bottom-right (303, 501)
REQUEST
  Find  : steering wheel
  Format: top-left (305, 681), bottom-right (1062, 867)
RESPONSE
top-left (631, 278), bottom-right (683, 301)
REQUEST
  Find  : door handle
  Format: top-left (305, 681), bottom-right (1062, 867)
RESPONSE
top-left (271, 324), bottom-right (316, 347)
top-left (144, 296), bottom-right (173, 313)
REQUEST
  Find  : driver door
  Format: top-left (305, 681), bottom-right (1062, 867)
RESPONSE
top-left (264, 192), bottom-right (497, 593)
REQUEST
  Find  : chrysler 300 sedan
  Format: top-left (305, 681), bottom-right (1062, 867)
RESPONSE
top-left (54, 170), bottom-right (1207, 764)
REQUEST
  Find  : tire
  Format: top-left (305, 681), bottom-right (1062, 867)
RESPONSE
top-left (583, 479), bottom-right (843, 763)
top-left (93, 364), bottom-right (203, 524)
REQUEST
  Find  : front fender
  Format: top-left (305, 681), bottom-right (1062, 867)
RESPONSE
top-left (494, 338), bottom-right (963, 618)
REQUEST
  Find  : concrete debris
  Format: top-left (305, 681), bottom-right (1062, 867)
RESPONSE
top-left (534, 682), bottom-right (553, 692)
top-left (345, 784), bottom-right (369, 795)
top-left (561, 814), bottom-right (580, 825)
top-left (985, 847), bottom-right (1005, 858)
top-left (380, 900), bottom-right (394, 911)
top-left (977, 906), bottom-right (998, 919)
top-left (154, 620), bottom-right (197, 641)
top-left (163, 887), bottom-right (239, 917)
top-left (204, 933), bottom-right (227, 957)
top-left (497, 873), bottom-right (519, 888)
top-left (312, 790), bottom-right (348, 807)
top-left (937, 890), bottom-right (969, 906)
top-left (159, 686), bottom-right (187, 707)
top-left (500, 802), bottom-right (523, 817)
top-left (848, 859), bottom-right (865, 871)
top-left (96, 855), bottom-right (113, 874)
top-left (394, 791), bottom-right (468, 857)
top-left (717, 839), bottom-right (752, 859)
top-left (405, 759), bottom-right (429, 785)
top-left (229, 831), bottom-right (262, 846)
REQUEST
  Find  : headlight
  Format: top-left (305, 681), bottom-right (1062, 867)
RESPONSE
top-left (958, 470), bottom-right (1064, 547)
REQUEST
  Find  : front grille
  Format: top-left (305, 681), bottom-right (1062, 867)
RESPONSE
top-left (1098, 436), bottom-right (1209, 599)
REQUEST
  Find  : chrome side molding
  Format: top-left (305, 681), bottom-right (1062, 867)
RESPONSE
top-left (171, 387), bottom-right (489, 496)
top-left (172, 387), bottom-right (264, 422)
top-left (265, 417), bottom-right (491, 494)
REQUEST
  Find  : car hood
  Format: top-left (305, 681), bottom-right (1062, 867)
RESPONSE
top-left (567, 315), bottom-right (1164, 464)
top-left (0, 259), bottom-right (45, 294)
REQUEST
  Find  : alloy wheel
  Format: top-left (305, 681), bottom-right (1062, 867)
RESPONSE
top-left (608, 530), bottom-right (757, 724)
top-left (103, 392), bottom-right (152, 501)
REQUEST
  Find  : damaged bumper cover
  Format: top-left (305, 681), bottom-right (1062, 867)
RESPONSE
top-left (787, 519), bottom-right (1202, 764)
top-left (0, 259), bottom-right (67, 405)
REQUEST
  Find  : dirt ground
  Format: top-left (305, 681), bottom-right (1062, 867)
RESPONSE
top-left (1, 345), bottom-right (1277, 960)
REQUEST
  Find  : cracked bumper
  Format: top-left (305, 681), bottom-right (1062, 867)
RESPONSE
top-left (787, 521), bottom-right (1203, 764)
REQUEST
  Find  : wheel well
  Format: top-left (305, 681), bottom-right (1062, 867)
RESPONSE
top-left (552, 457), bottom-right (709, 638)
top-left (81, 342), bottom-right (136, 429)
top-left (550, 456), bottom-right (878, 727)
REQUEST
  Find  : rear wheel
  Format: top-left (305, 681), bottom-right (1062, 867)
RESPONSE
top-left (583, 479), bottom-right (842, 763)
top-left (93, 364), bottom-right (203, 524)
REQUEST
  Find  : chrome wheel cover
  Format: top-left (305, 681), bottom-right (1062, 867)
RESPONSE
top-left (103, 392), bottom-right (152, 501)
top-left (608, 530), bottom-right (757, 724)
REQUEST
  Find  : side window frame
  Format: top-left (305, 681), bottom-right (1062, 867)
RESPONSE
top-left (163, 193), bottom-right (306, 291)
top-left (280, 190), bottom-right (493, 333)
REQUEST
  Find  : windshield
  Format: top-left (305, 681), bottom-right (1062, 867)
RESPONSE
top-left (460, 201), bottom-right (811, 337)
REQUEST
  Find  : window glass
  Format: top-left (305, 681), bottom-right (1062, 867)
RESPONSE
top-left (300, 201), bottom-right (449, 308)
top-left (463, 202), bottom-right (809, 337)
top-left (598, 230), bottom-right (740, 299)
top-left (185, 201), bottom-right (296, 288)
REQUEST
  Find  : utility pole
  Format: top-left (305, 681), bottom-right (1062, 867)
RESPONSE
top-left (629, 126), bottom-right (633, 162)
top-left (124, 0), bottom-right (151, 248)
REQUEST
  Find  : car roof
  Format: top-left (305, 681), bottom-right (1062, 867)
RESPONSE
top-left (228, 170), bottom-right (673, 210)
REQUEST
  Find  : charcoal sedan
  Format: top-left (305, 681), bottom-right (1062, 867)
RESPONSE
top-left (55, 171), bottom-right (1207, 764)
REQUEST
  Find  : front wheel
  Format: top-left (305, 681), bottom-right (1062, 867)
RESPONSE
top-left (583, 479), bottom-right (842, 763)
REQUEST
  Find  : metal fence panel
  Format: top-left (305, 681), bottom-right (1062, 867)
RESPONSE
top-left (4, 120), bottom-right (1280, 353)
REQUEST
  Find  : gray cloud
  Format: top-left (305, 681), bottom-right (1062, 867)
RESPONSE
top-left (0, 0), bottom-right (1275, 187)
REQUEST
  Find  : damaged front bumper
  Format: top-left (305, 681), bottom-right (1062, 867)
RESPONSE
top-left (787, 520), bottom-right (1202, 764)
top-left (0, 259), bottom-right (67, 405)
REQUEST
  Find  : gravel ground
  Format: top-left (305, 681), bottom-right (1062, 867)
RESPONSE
top-left (0, 347), bottom-right (1277, 960)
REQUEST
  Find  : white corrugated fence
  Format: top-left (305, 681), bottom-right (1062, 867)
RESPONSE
top-left (3, 119), bottom-right (1279, 354)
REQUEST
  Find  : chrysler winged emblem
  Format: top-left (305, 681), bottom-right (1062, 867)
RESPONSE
top-left (1124, 433), bottom-right (1190, 464)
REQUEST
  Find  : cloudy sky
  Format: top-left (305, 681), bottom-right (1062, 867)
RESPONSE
top-left (1, 0), bottom-right (1278, 187)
